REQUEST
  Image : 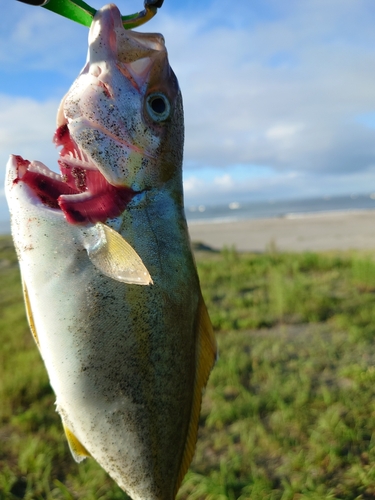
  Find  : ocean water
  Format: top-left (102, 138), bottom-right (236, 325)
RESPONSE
top-left (185, 194), bottom-right (375, 224)
top-left (1, 194), bottom-right (375, 235)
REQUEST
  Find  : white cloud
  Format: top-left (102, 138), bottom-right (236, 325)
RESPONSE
top-left (152, 0), bottom-right (375, 177)
top-left (266, 124), bottom-right (305, 141)
top-left (0, 5), bottom-right (87, 77)
top-left (213, 174), bottom-right (235, 189)
top-left (183, 176), bottom-right (206, 193)
top-left (0, 95), bottom-right (59, 170)
top-left (183, 166), bottom-right (375, 207)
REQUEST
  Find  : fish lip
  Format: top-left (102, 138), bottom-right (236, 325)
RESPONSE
top-left (6, 154), bottom-right (64, 218)
top-left (89, 4), bottom-right (166, 58)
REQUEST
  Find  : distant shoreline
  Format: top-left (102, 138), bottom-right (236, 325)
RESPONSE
top-left (187, 207), bottom-right (375, 226)
top-left (188, 209), bottom-right (375, 252)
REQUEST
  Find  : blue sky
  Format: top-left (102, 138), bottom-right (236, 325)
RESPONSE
top-left (2, 0), bottom-right (375, 224)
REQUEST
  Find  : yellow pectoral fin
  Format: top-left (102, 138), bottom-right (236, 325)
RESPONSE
top-left (85, 223), bottom-right (153, 286)
top-left (63, 424), bottom-right (90, 463)
top-left (175, 294), bottom-right (217, 494)
top-left (22, 280), bottom-right (40, 348)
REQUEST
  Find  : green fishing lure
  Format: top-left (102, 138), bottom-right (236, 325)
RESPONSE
top-left (16, 0), bottom-right (164, 29)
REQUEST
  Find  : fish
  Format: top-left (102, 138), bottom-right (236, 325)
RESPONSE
top-left (5, 4), bottom-right (217, 499)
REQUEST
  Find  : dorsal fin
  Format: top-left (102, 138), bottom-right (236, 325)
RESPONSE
top-left (175, 294), bottom-right (217, 494)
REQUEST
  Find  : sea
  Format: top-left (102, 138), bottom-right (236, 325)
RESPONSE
top-left (185, 193), bottom-right (375, 225)
top-left (1, 193), bottom-right (375, 234)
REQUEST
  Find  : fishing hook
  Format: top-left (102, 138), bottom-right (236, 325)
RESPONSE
top-left (16, 0), bottom-right (164, 29)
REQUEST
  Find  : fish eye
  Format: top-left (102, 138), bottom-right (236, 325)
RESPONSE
top-left (146, 93), bottom-right (171, 122)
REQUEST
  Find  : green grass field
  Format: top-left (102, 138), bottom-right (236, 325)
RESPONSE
top-left (2, 235), bottom-right (375, 499)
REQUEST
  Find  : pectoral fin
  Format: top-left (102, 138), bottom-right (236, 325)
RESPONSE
top-left (83, 222), bottom-right (153, 285)
top-left (63, 424), bottom-right (90, 463)
top-left (175, 294), bottom-right (217, 495)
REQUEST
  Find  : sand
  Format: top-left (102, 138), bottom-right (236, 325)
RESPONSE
top-left (188, 210), bottom-right (375, 252)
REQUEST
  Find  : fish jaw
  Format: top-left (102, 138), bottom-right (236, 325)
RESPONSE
top-left (7, 152), bottom-right (136, 225)
top-left (5, 154), bottom-right (65, 226)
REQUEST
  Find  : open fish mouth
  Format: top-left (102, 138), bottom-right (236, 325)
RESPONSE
top-left (11, 122), bottom-right (138, 226)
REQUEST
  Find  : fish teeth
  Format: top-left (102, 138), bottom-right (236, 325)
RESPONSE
top-left (29, 161), bottom-right (63, 181)
top-left (61, 149), bottom-right (97, 171)
top-left (75, 148), bottom-right (82, 161)
top-left (82, 150), bottom-right (90, 163)
top-left (74, 145), bottom-right (89, 165)
top-left (59, 191), bottom-right (91, 202)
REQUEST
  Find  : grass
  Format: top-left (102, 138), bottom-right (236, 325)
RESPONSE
top-left (2, 235), bottom-right (375, 498)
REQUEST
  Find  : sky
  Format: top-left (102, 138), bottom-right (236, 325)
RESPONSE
top-left (1, 0), bottom-right (375, 225)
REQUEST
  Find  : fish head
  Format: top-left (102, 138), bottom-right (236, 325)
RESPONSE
top-left (7, 3), bottom-right (183, 226)
top-left (59, 3), bottom-right (184, 189)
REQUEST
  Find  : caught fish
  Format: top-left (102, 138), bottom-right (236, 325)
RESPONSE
top-left (5, 4), bottom-right (216, 499)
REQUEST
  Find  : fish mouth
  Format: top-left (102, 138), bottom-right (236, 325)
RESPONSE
top-left (10, 4), bottom-right (169, 226)
top-left (11, 123), bottom-right (137, 225)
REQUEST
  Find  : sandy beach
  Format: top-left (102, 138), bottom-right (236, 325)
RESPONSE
top-left (188, 210), bottom-right (375, 252)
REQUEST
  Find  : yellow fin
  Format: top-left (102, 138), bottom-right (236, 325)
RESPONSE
top-left (63, 424), bottom-right (90, 463)
top-left (175, 294), bottom-right (217, 494)
top-left (22, 280), bottom-right (40, 348)
top-left (85, 222), bottom-right (153, 285)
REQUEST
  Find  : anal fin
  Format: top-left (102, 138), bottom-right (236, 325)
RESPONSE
top-left (63, 424), bottom-right (91, 463)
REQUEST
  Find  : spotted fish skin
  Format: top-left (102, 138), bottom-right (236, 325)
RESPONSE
top-left (5, 4), bottom-right (216, 500)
